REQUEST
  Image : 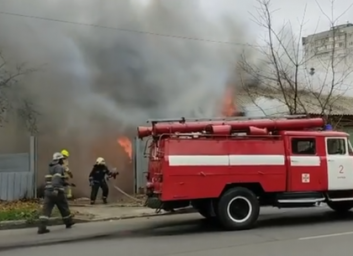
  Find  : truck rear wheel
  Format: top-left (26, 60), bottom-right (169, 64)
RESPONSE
top-left (327, 201), bottom-right (353, 213)
top-left (217, 187), bottom-right (260, 230)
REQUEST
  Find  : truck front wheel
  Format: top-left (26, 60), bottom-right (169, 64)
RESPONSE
top-left (217, 187), bottom-right (260, 230)
top-left (327, 201), bottom-right (353, 213)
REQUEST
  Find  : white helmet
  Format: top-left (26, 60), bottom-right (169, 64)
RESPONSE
top-left (96, 157), bottom-right (105, 165)
top-left (53, 152), bottom-right (64, 160)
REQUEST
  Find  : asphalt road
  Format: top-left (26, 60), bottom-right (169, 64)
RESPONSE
top-left (4, 206), bottom-right (353, 256)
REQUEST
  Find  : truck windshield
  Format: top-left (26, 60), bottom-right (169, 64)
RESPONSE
top-left (348, 140), bottom-right (353, 155)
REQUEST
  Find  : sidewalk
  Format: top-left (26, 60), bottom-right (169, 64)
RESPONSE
top-left (71, 205), bottom-right (170, 221)
top-left (0, 205), bottom-right (177, 230)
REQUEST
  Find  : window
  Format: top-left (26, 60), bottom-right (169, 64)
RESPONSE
top-left (291, 138), bottom-right (316, 155)
top-left (348, 140), bottom-right (353, 155)
top-left (327, 138), bottom-right (346, 155)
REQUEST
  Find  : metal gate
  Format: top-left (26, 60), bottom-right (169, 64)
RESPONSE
top-left (0, 136), bottom-right (37, 201)
top-left (133, 137), bottom-right (148, 193)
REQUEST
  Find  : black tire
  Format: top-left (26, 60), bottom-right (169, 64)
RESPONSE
top-left (327, 201), bottom-right (353, 213)
top-left (217, 187), bottom-right (260, 230)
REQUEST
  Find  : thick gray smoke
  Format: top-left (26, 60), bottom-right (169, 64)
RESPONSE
top-left (0, 0), bottom-right (254, 196)
top-left (0, 0), bottom-right (252, 138)
top-left (244, 97), bottom-right (288, 117)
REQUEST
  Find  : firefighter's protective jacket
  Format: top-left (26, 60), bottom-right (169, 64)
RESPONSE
top-left (63, 158), bottom-right (73, 178)
top-left (89, 164), bottom-right (112, 184)
top-left (45, 160), bottom-right (67, 192)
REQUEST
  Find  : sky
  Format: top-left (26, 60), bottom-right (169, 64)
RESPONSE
top-left (200, 0), bottom-right (353, 36)
top-left (137, 0), bottom-right (353, 39)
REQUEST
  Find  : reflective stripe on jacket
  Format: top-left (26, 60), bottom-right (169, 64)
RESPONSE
top-left (45, 160), bottom-right (67, 191)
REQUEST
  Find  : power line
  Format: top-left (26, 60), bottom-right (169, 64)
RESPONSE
top-left (0, 10), bottom-right (259, 48)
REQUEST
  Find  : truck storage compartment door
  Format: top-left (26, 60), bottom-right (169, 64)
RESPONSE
top-left (287, 137), bottom-right (324, 191)
top-left (164, 138), bottom-right (230, 200)
top-left (326, 137), bottom-right (353, 190)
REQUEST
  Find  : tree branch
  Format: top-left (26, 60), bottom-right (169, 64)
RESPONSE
top-left (238, 0), bottom-right (352, 121)
top-left (0, 50), bottom-right (39, 133)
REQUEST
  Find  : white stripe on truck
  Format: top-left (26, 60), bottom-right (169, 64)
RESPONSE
top-left (168, 155), bottom-right (229, 166)
top-left (168, 155), bottom-right (321, 167)
top-left (290, 156), bottom-right (320, 166)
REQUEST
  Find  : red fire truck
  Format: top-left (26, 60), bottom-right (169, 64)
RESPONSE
top-left (137, 116), bottom-right (353, 230)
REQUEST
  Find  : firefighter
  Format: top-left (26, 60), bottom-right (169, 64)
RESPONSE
top-left (38, 152), bottom-right (75, 234)
top-left (61, 149), bottom-right (73, 199)
top-left (89, 157), bottom-right (118, 205)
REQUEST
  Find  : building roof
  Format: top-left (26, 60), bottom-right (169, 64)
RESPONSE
top-left (235, 86), bottom-right (353, 116)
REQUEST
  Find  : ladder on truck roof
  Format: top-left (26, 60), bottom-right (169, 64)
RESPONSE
top-left (147, 115), bottom-right (309, 124)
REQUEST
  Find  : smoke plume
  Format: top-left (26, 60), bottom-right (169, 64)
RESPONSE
top-left (0, 0), bottom-right (255, 196)
top-left (0, 0), bottom-right (253, 137)
top-left (244, 97), bottom-right (288, 117)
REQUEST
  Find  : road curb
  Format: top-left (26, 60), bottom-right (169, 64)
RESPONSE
top-left (0, 213), bottom-right (194, 251)
top-left (0, 213), bottom-right (168, 230)
top-left (81, 208), bottom-right (195, 222)
top-left (0, 218), bottom-right (88, 231)
top-left (0, 208), bottom-right (196, 230)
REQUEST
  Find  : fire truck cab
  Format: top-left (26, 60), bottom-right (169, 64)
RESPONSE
top-left (137, 116), bottom-right (353, 230)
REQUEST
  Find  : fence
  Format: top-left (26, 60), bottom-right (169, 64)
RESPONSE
top-left (0, 136), bottom-right (37, 201)
top-left (133, 137), bottom-right (148, 193)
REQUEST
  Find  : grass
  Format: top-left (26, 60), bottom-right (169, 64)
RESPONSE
top-left (0, 199), bottom-right (60, 222)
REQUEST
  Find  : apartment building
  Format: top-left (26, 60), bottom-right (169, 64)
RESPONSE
top-left (302, 23), bottom-right (353, 56)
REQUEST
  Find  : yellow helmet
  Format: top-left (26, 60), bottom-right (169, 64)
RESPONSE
top-left (61, 149), bottom-right (69, 158)
top-left (96, 157), bottom-right (105, 165)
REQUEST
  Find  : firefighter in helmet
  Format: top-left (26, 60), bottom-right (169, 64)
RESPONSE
top-left (38, 152), bottom-right (74, 234)
top-left (89, 157), bottom-right (118, 204)
top-left (61, 149), bottom-right (73, 199)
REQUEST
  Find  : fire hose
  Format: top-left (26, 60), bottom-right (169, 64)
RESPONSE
top-left (109, 167), bottom-right (143, 203)
top-left (113, 185), bottom-right (143, 202)
top-left (109, 173), bottom-right (178, 213)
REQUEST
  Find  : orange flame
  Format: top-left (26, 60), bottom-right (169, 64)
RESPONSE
top-left (117, 137), bottom-right (132, 162)
top-left (221, 86), bottom-right (236, 117)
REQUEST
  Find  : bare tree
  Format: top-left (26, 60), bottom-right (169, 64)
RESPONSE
top-left (238, 0), bottom-right (353, 119)
top-left (0, 51), bottom-right (39, 134)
